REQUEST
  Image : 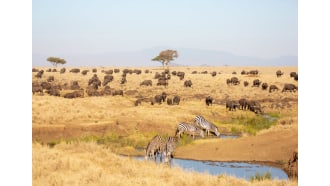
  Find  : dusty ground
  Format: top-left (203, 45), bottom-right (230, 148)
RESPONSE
top-left (32, 66), bottom-right (298, 177)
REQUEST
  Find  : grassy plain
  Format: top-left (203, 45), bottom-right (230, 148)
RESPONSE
top-left (32, 66), bottom-right (298, 185)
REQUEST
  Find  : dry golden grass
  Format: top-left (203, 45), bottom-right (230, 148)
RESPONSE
top-left (32, 66), bottom-right (298, 183)
top-left (32, 66), bottom-right (298, 140)
top-left (32, 141), bottom-right (297, 186)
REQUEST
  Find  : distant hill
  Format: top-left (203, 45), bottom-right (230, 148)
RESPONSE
top-left (32, 47), bottom-right (297, 67)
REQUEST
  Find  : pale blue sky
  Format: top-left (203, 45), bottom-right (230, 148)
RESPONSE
top-left (32, 0), bottom-right (298, 66)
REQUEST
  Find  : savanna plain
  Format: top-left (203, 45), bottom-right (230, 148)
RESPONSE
top-left (32, 66), bottom-right (298, 186)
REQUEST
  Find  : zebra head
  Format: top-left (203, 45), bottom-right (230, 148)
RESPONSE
top-left (214, 129), bottom-right (221, 137)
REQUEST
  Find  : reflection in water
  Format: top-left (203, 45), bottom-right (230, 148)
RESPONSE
top-left (132, 156), bottom-right (288, 180)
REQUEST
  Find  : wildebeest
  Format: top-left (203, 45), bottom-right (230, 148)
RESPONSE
top-left (294, 74), bottom-right (298, 81)
top-left (103, 75), bottom-right (114, 86)
top-left (32, 84), bottom-right (43, 95)
top-left (60, 68), bottom-right (66, 74)
top-left (211, 71), bottom-right (217, 77)
top-left (247, 100), bottom-right (263, 114)
top-left (226, 100), bottom-right (240, 111)
top-left (103, 69), bottom-right (113, 75)
top-left (112, 90), bottom-right (124, 96)
top-left (290, 72), bottom-right (297, 78)
top-left (157, 79), bottom-right (168, 87)
top-left (252, 79), bottom-right (261, 87)
top-left (140, 80), bottom-right (152, 86)
top-left (269, 85), bottom-right (279, 93)
top-left (114, 69), bottom-right (120, 73)
top-left (47, 76), bottom-right (54, 82)
top-left (52, 69), bottom-right (57, 72)
top-left (35, 70), bottom-right (44, 78)
top-left (230, 77), bottom-right (240, 85)
top-left (238, 98), bottom-right (248, 110)
top-left (145, 69), bottom-right (150, 74)
top-left (241, 70), bottom-right (247, 75)
top-left (46, 88), bottom-right (60, 97)
top-left (70, 81), bottom-right (81, 90)
top-left (40, 82), bottom-right (52, 90)
top-left (261, 83), bottom-right (268, 90)
top-left (226, 79), bottom-right (231, 85)
top-left (81, 70), bottom-right (89, 75)
top-left (232, 71), bottom-right (237, 74)
top-left (64, 90), bottom-right (84, 99)
top-left (244, 81), bottom-right (249, 87)
top-left (70, 68), bottom-right (80, 73)
top-left (173, 95), bottom-right (180, 105)
top-left (191, 71), bottom-right (198, 74)
top-left (184, 80), bottom-right (192, 87)
top-left (88, 74), bottom-right (101, 89)
top-left (92, 68), bottom-right (97, 73)
top-left (120, 76), bottom-right (127, 84)
top-left (154, 94), bottom-right (165, 104)
top-left (135, 99), bottom-right (142, 106)
top-left (276, 70), bottom-right (284, 77)
top-left (102, 86), bottom-right (112, 95)
top-left (177, 71), bottom-right (185, 80)
top-left (86, 87), bottom-right (104, 96)
top-left (167, 98), bottom-right (173, 105)
top-left (32, 68), bottom-right (39, 72)
top-left (205, 96), bottom-right (213, 106)
top-left (282, 84), bottom-right (298, 93)
top-left (248, 70), bottom-right (259, 76)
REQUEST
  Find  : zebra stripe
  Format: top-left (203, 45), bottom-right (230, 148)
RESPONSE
top-left (145, 135), bottom-right (164, 161)
top-left (194, 115), bottom-right (221, 137)
top-left (175, 122), bottom-right (205, 139)
top-left (163, 136), bottom-right (177, 164)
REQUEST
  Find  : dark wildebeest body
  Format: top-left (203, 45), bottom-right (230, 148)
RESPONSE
top-left (252, 79), bottom-right (261, 87)
top-left (60, 68), bottom-right (66, 74)
top-left (211, 71), bottom-right (217, 77)
top-left (244, 81), bottom-right (249, 87)
top-left (230, 77), bottom-right (240, 85)
top-left (269, 85), bottom-right (279, 93)
top-left (276, 70), bottom-right (284, 77)
top-left (261, 83), bottom-right (268, 90)
top-left (290, 72), bottom-right (297, 78)
top-left (205, 96), bottom-right (213, 106)
top-left (173, 95), bottom-right (180, 105)
top-left (70, 68), bottom-right (80, 73)
top-left (103, 75), bottom-right (114, 86)
top-left (47, 76), bottom-right (54, 82)
top-left (226, 100), bottom-right (240, 111)
top-left (35, 70), bottom-right (44, 78)
top-left (247, 100), bottom-right (263, 114)
top-left (167, 98), bottom-right (173, 105)
top-left (81, 70), bottom-right (89, 75)
top-left (120, 76), bottom-right (127, 84)
top-left (177, 71), bottom-right (185, 80)
top-left (184, 80), bottom-right (192, 87)
top-left (32, 85), bottom-right (43, 95)
top-left (64, 90), bottom-right (84, 99)
top-left (46, 88), bottom-right (60, 96)
top-left (282, 84), bottom-right (298, 92)
top-left (112, 90), bottom-right (124, 96)
top-left (157, 79), bottom-right (168, 87)
top-left (140, 80), bottom-right (152, 86)
top-left (238, 98), bottom-right (248, 110)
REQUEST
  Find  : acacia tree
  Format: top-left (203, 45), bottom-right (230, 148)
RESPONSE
top-left (47, 57), bottom-right (67, 67)
top-left (152, 49), bottom-right (178, 69)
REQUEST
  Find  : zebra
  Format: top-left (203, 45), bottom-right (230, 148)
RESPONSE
top-left (145, 135), bottom-right (164, 161)
top-left (175, 122), bottom-right (205, 139)
top-left (194, 115), bottom-right (221, 137)
top-left (163, 136), bottom-right (177, 164)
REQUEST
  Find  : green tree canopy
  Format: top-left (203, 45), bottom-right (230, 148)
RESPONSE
top-left (47, 57), bottom-right (67, 67)
top-left (152, 49), bottom-right (178, 69)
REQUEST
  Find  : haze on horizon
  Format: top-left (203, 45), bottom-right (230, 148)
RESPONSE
top-left (33, 0), bottom-right (298, 67)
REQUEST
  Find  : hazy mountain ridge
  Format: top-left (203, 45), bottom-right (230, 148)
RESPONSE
top-left (32, 47), bottom-right (297, 67)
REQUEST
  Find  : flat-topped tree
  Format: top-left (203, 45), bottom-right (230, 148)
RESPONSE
top-left (152, 49), bottom-right (178, 69)
top-left (47, 57), bottom-right (67, 67)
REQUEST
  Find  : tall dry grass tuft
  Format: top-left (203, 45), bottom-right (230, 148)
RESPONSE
top-left (33, 142), bottom-right (297, 186)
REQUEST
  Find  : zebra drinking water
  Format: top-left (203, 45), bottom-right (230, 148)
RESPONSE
top-left (163, 136), bottom-right (177, 164)
top-left (145, 135), bottom-right (164, 161)
top-left (175, 122), bottom-right (205, 139)
top-left (194, 115), bottom-right (221, 137)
